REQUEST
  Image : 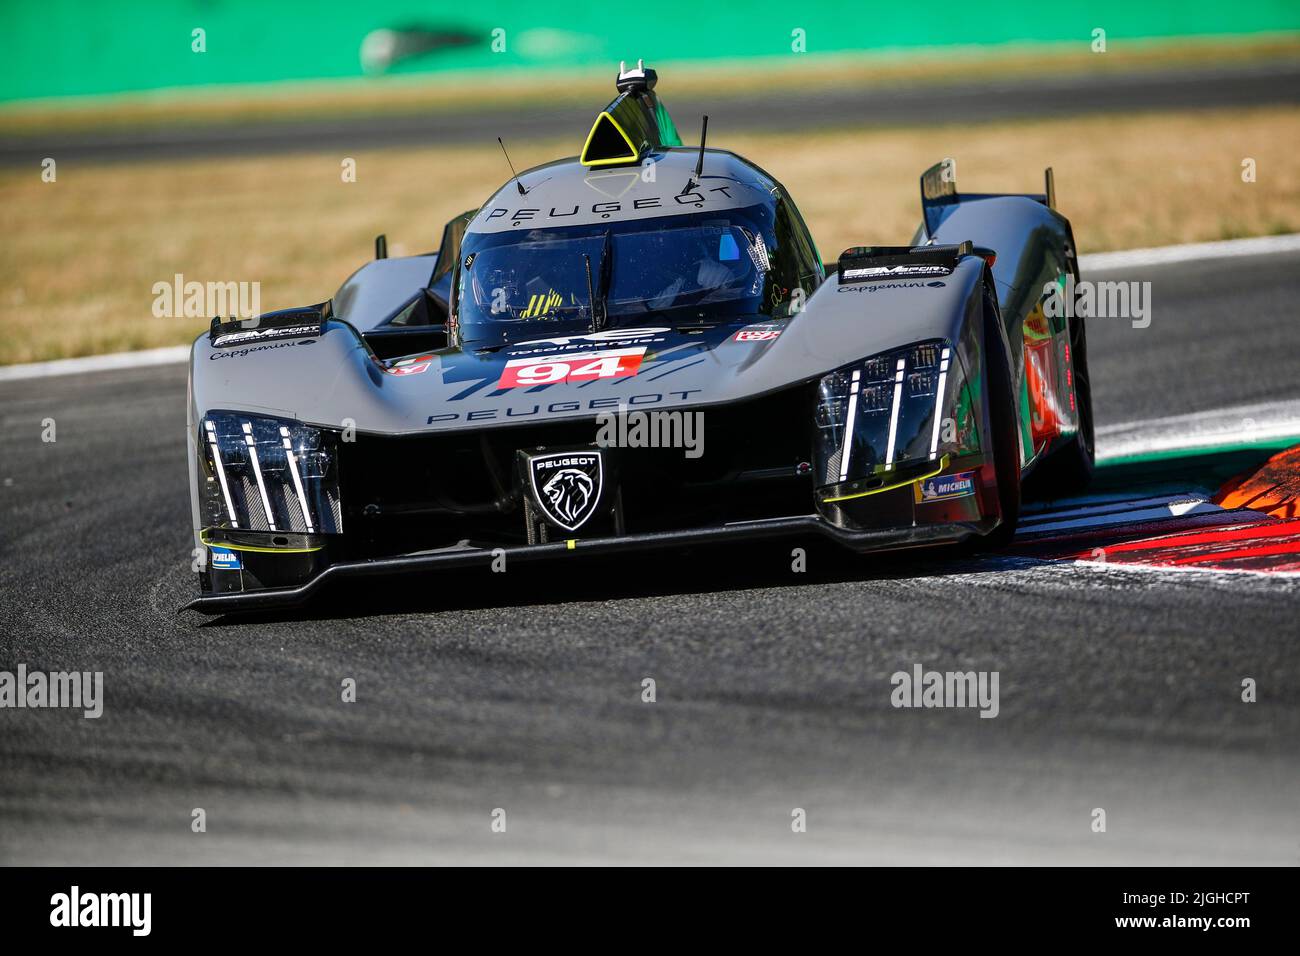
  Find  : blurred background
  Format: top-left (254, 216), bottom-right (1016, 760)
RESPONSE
top-left (2, 1), bottom-right (1298, 363)
top-left (5, 0), bottom-right (1300, 97)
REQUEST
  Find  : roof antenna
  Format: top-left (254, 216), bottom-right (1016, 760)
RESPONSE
top-left (695, 115), bottom-right (709, 179)
top-left (497, 136), bottom-right (528, 196)
top-left (681, 115), bottom-right (708, 195)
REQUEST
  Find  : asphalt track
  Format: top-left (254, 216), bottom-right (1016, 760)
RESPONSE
top-left (1, 250), bottom-right (1298, 865)
top-left (3, 59), bottom-right (1299, 166)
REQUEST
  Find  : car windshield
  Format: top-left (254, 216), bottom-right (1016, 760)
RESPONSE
top-left (456, 208), bottom-right (784, 345)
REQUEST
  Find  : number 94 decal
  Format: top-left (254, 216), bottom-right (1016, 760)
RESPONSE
top-left (498, 347), bottom-right (646, 388)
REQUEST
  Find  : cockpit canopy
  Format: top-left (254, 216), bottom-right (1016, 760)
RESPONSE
top-left (446, 62), bottom-right (823, 347)
top-left (456, 200), bottom-right (821, 346)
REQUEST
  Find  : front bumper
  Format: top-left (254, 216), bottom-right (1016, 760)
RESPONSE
top-left (183, 513), bottom-right (990, 615)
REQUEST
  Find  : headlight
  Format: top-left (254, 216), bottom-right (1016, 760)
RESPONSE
top-left (814, 340), bottom-right (976, 490)
top-left (198, 412), bottom-right (342, 534)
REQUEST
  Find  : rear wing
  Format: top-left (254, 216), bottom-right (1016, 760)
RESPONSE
top-left (920, 161), bottom-right (1056, 236)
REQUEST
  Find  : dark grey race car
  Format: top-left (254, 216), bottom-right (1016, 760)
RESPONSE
top-left (185, 62), bottom-right (1094, 613)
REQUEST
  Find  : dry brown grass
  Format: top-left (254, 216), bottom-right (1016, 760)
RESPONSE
top-left (745, 107), bottom-right (1300, 257)
top-left (1, 105), bottom-right (1297, 364)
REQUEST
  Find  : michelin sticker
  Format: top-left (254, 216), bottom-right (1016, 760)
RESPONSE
top-left (210, 546), bottom-right (242, 571)
top-left (916, 471), bottom-right (976, 502)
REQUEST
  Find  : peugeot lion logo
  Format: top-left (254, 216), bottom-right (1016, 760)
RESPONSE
top-left (527, 452), bottom-right (604, 531)
top-left (542, 469), bottom-right (595, 525)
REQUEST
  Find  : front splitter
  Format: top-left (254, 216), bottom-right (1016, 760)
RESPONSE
top-left (182, 515), bottom-right (985, 615)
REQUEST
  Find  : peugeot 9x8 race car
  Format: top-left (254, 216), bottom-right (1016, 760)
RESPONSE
top-left (185, 61), bottom-right (1094, 613)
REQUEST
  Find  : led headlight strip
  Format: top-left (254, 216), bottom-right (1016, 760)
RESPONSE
top-left (816, 339), bottom-right (955, 491)
top-left (242, 422), bottom-right (278, 531)
top-left (837, 369), bottom-right (862, 482)
top-left (884, 358), bottom-right (906, 470)
top-left (928, 347), bottom-right (952, 461)
top-left (204, 419), bottom-right (239, 529)
top-left (201, 413), bottom-right (341, 536)
top-left (280, 426), bottom-right (315, 534)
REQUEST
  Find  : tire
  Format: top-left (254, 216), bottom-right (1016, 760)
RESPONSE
top-left (1024, 257), bottom-right (1096, 499)
top-left (979, 288), bottom-right (1022, 551)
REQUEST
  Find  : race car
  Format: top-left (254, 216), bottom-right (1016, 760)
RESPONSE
top-left (184, 60), bottom-right (1094, 613)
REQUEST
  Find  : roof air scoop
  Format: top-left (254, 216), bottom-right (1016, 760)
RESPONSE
top-left (580, 59), bottom-right (682, 168)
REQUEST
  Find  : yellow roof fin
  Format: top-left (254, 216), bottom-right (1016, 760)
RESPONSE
top-left (581, 110), bottom-right (640, 167)
top-left (579, 62), bottom-right (682, 167)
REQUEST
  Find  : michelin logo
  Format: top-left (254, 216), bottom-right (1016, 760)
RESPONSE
top-left (210, 547), bottom-right (242, 570)
top-left (917, 471), bottom-right (976, 502)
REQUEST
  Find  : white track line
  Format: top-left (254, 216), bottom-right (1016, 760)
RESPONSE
top-left (0, 345), bottom-right (190, 383)
top-left (1023, 499), bottom-right (1224, 535)
top-left (1080, 233), bottom-right (1300, 271)
top-left (1020, 491), bottom-right (1216, 526)
top-left (1073, 558), bottom-right (1300, 582)
top-left (1096, 398), bottom-right (1300, 460)
top-left (1, 234), bottom-right (1298, 382)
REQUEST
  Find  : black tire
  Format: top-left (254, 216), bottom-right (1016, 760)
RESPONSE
top-left (979, 288), bottom-right (1022, 551)
top-left (1024, 258), bottom-right (1096, 499)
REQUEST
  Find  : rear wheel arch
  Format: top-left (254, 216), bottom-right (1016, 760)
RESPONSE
top-left (1024, 238), bottom-right (1096, 498)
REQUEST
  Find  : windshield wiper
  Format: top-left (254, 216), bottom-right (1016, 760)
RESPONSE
top-left (583, 231), bottom-right (612, 333)
top-left (582, 255), bottom-right (599, 334)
